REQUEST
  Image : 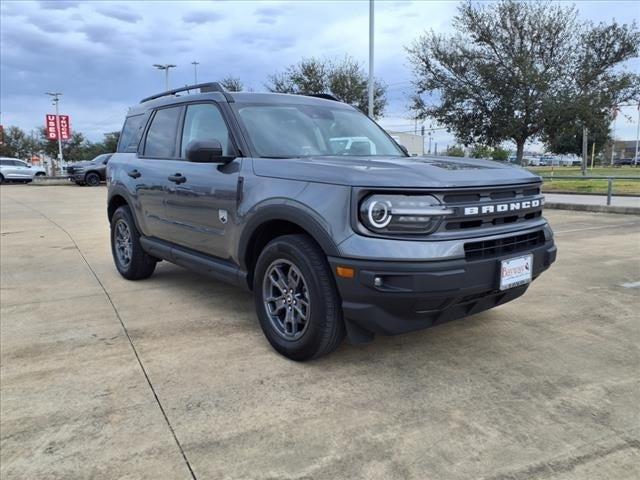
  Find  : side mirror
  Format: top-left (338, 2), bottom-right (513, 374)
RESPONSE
top-left (186, 139), bottom-right (229, 163)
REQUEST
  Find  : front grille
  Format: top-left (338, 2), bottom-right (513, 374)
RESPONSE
top-left (441, 184), bottom-right (543, 232)
top-left (464, 231), bottom-right (545, 260)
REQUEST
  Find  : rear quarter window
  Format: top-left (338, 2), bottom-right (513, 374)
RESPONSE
top-left (117, 114), bottom-right (145, 153)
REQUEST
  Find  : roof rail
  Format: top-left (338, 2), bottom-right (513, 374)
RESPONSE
top-left (140, 82), bottom-right (227, 103)
top-left (306, 93), bottom-right (340, 102)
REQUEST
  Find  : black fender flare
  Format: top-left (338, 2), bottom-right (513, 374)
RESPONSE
top-left (237, 202), bottom-right (340, 271)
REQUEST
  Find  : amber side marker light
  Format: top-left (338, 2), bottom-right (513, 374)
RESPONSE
top-left (336, 266), bottom-right (355, 279)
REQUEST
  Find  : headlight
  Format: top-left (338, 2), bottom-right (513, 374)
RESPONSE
top-left (359, 194), bottom-right (453, 234)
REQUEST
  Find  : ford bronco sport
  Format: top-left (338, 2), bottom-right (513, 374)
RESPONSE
top-left (107, 82), bottom-right (556, 361)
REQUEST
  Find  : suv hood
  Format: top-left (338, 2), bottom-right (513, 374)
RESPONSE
top-left (252, 156), bottom-right (541, 188)
top-left (69, 161), bottom-right (93, 168)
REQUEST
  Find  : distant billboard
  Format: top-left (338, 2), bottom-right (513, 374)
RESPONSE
top-left (45, 114), bottom-right (71, 141)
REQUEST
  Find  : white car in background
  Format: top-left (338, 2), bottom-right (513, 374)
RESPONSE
top-left (0, 157), bottom-right (47, 183)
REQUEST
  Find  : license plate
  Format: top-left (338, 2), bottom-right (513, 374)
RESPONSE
top-left (500, 254), bottom-right (533, 291)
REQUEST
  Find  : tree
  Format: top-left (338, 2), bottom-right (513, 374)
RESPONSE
top-left (470, 144), bottom-right (492, 159)
top-left (38, 128), bottom-right (90, 161)
top-left (220, 76), bottom-right (244, 92)
top-left (491, 146), bottom-right (509, 161)
top-left (446, 145), bottom-right (465, 157)
top-left (266, 56), bottom-right (387, 117)
top-left (0, 126), bottom-right (39, 159)
top-left (407, 0), bottom-right (640, 165)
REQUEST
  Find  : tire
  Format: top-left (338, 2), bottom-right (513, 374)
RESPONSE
top-left (35, 172), bottom-right (45, 177)
top-left (253, 234), bottom-right (345, 361)
top-left (85, 172), bottom-right (101, 186)
top-left (110, 205), bottom-right (157, 280)
top-left (0, 174), bottom-right (4, 184)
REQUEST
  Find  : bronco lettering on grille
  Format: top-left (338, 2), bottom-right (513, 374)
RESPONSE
top-left (463, 199), bottom-right (541, 216)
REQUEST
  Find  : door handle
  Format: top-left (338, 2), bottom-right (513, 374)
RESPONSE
top-left (127, 169), bottom-right (141, 179)
top-left (168, 173), bottom-right (186, 184)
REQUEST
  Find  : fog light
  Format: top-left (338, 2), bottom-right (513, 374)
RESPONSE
top-left (374, 277), bottom-right (383, 287)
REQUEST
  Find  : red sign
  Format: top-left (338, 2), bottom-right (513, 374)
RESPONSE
top-left (45, 114), bottom-right (71, 141)
top-left (59, 115), bottom-right (71, 140)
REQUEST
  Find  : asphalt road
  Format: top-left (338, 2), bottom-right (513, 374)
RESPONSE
top-left (1, 185), bottom-right (639, 480)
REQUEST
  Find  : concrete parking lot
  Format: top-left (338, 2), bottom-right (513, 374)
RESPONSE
top-left (1, 184), bottom-right (639, 480)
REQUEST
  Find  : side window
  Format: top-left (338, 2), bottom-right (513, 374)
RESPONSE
top-left (144, 107), bottom-right (182, 158)
top-left (181, 103), bottom-right (234, 157)
top-left (0, 160), bottom-right (9, 166)
top-left (13, 161), bottom-right (26, 167)
top-left (118, 114), bottom-right (145, 153)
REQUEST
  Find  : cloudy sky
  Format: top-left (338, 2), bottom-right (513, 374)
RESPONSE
top-left (1, 0), bottom-right (638, 151)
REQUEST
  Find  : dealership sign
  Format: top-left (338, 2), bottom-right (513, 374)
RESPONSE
top-left (45, 114), bottom-right (71, 141)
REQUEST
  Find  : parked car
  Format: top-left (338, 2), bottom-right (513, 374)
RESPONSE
top-left (613, 158), bottom-right (636, 167)
top-left (107, 83), bottom-right (556, 360)
top-left (0, 157), bottom-right (46, 183)
top-left (67, 153), bottom-right (113, 186)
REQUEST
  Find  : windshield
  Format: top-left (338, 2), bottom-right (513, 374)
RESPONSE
top-left (234, 103), bottom-right (405, 158)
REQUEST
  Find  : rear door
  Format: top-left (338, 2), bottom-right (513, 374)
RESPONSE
top-left (133, 105), bottom-right (184, 240)
top-left (163, 102), bottom-right (242, 259)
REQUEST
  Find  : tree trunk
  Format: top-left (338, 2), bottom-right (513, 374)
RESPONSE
top-left (516, 140), bottom-right (526, 166)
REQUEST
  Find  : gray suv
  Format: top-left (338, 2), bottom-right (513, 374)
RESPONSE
top-left (67, 153), bottom-right (112, 186)
top-left (107, 82), bottom-right (556, 360)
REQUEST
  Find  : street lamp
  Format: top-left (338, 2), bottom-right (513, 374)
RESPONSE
top-left (153, 64), bottom-right (176, 91)
top-left (45, 91), bottom-right (63, 175)
top-left (191, 61), bottom-right (200, 85)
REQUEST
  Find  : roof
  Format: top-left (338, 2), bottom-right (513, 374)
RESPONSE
top-left (128, 88), bottom-right (351, 116)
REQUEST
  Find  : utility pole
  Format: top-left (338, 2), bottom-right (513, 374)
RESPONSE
top-left (610, 107), bottom-right (618, 166)
top-left (191, 61), bottom-right (200, 84)
top-left (153, 64), bottom-right (177, 91)
top-left (591, 141), bottom-right (596, 170)
top-left (635, 101), bottom-right (639, 166)
top-left (367, 0), bottom-right (374, 118)
top-left (581, 126), bottom-right (588, 176)
top-left (45, 92), bottom-right (63, 176)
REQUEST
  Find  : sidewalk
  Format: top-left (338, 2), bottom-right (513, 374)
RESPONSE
top-left (544, 193), bottom-right (640, 214)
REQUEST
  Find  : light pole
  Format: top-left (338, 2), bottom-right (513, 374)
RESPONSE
top-left (367, 0), bottom-right (374, 118)
top-left (635, 101), bottom-right (639, 166)
top-left (45, 92), bottom-right (63, 176)
top-left (191, 61), bottom-right (200, 84)
top-left (153, 64), bottom-right (176, 91)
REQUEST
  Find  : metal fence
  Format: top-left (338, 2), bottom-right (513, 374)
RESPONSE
top-left (540, 176), bottom-right (640, 205)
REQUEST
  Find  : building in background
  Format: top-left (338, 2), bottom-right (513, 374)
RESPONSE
top-left (387, 131), bottom-right (424, 156)
top-left (603, 140), bottom-right (639, 162)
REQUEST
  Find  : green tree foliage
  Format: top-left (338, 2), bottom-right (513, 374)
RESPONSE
top-left (491, 147), bottom-right (509, 161)
top-left (220, 76), bottom-right (244, 92)
top-left (470, 144), bottom-right (492, 158)
top-left (446, 145), bottom-right (465, 157)
top-left (266, 56), bottom-right (387, 118)
top-left (0, 126), bottom-right (39, 159)
top-left (407, 0), bottom-right (640, 165)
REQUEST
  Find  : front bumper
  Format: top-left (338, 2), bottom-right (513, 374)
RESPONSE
top-left (328, 239), bottom-right (556, 339)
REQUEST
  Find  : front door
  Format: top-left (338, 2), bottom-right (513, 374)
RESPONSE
top-left (164, 102), bottom-right (241, 260)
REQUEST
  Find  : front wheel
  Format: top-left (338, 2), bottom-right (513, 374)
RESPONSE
top-left (253, 234), bottom-right (345, 361)
top-left (110, 205), bottom-right (157, 280)
top-left (85, 172), bottom-right (101, 186)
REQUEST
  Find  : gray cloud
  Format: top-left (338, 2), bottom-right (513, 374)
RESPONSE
top-left (182, 11), bottom-right (223, 24)
top-left (97, 6), bottom-right (141, 23)
top-left (37, 0), bottom-right (79, 10)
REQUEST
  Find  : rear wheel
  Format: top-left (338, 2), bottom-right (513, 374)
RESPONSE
top-left (0, 174), bottom-right (4, 184)
top-left (85, 172), bottom-right (101, 186)
top-left (35, 172), bottom-right (45, 177)
top-left (110, 205), bottom-right (157, 280)
top-left (254, 234), bottom-right (345, 361)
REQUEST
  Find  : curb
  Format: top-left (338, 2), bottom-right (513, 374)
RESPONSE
top-left (545, 202), bottom-right (640, 215)
top-left (31, 177), bottom-right (73, 186)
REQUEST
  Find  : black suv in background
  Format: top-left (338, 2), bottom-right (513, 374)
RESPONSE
top-left (67, 153), bottom-right (112, 186)
top-left (107, 82), bottom-right (556, 360)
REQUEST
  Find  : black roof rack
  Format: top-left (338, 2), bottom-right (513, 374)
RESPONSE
top-left (140, 82), bottom-right (227, 103)
top-left (306, 93), bottom-right (340, 102)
